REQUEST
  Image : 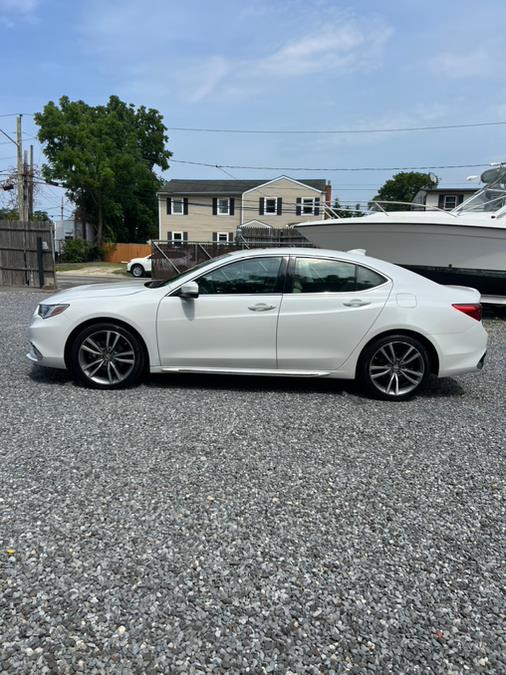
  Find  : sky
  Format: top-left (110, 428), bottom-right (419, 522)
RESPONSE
top-left (1, 0), bottom-right (506, 220)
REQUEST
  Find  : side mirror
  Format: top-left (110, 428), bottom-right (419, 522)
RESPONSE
top-left (179, 281), bottom-right (199, 299)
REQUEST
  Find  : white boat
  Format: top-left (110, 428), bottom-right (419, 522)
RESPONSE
top-left (297, 165), bottom-right (506, 302)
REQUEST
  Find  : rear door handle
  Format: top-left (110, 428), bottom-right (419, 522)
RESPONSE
top-left (248, 303), bottom-right (277, 311)
top-left (343, 299), bottom-right (371, 307)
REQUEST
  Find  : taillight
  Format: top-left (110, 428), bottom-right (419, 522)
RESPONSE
top-left (452, 303), bottom-right (482, 321)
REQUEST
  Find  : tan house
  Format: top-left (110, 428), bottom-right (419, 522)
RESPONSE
top-left (157, 176), bottom-right (331, 242)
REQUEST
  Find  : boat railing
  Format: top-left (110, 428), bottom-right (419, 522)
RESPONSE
top-left (370, 200), bottom-right (457, 216)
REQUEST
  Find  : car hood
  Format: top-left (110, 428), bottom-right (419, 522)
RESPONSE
top-left (43, 281), bottom-right (148, 304)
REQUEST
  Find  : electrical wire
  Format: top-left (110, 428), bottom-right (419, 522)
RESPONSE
top-left (170, 159), bottom-right (491, 172)
top-left (167, 120), bottom-right (506, 134)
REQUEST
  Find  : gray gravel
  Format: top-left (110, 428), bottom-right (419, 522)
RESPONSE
top-left (0, 288), bottom-right (505, 674)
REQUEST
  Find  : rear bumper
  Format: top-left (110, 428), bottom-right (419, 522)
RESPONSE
top-left (435, 322), bottom-right (488, 377)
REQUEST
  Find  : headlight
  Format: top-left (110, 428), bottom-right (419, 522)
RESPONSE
top-left (38, 304), bottom-right (70, 319)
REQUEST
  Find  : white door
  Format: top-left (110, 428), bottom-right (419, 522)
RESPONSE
top-left (157, 256), bottom-right (284, 369)
top-left (277, 256), bottom-right (392, 370)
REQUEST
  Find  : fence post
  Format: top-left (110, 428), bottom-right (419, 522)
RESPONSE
top-left (36, 236), bottom-right (44, 288)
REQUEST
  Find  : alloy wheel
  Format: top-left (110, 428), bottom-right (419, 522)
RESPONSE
top-left (368, 339), bottom-right (426, 397)
top-left (77, 329), bottom-right (136, 386)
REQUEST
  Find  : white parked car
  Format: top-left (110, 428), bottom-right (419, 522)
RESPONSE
top-left (27, 248), bottom-right (487, 400)
top-left (126, 255), bottom-right (152, 277)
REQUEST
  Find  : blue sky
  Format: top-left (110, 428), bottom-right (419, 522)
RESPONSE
top-left (1, 0), bottom-right (506, 219)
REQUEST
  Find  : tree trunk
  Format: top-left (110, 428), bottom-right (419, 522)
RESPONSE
top-left (97, 199), bottom-right (104, 246)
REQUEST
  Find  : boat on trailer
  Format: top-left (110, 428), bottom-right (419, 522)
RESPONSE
top-left (297, 165), bottom-right (506, 304)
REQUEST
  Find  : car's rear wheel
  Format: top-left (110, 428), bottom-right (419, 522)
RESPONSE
top-left (70, 322), bottom-right (145, 389)
top-left (357, 334), bottom-right (429, 401)
top-left (131, 264), bottom-right (145, 278)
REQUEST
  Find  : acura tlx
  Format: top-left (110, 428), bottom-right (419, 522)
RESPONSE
top-left (27, 248), bottom-right (488, 400)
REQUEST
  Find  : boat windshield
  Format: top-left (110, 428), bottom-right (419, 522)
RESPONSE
top-left (455, 166), bottom-right (506, 215)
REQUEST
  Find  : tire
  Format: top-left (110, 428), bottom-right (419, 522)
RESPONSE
top-left (70, 322), bottom-right (146, 389)
top-left (131, 264), bottom-right (145, 278)
top-left (357, 334), bottom-right (429, 401)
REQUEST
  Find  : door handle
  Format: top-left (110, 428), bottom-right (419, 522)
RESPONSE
top-left (343, 299), bottom-right (371, 307)
top-left (248, 303), bottom-right (277, 311)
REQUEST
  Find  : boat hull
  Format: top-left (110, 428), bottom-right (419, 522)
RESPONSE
top-left (298, 220), bottom-right (506, 296)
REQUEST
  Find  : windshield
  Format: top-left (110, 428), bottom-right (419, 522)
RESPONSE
top-left (455, 166), bottom-right (506, 215)
top-left (147, 252), bottom-right (234, 288)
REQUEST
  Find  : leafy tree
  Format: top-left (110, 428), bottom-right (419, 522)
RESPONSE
top-left (332, 198), bottom-right (364, 218)
top-left (0, 207), bottom-right (18, 220)
top-left (35, 96), bottom-right (171, 245)
top-left (371, 172), bottom-right (438, 211)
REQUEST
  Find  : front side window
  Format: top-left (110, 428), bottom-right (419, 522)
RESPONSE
top-left (292, 258), bottom-right (387, 293)
top-left (197, 257), bottom-right (283, 295)
top-left (217, 198), bottom-right (230, 215)
top-left (172, 231), bottom-right (183, 242)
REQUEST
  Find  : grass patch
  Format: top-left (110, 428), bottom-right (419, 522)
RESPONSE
top-left (56, 262), bottom-right (127, 273)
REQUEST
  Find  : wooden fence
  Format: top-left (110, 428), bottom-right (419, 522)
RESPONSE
top-left (151, 239), bottom-right (314, 280)
top-left (103, 242), bottom-right (151, 263)
top-left (0, 220), bottom-right (56, 288)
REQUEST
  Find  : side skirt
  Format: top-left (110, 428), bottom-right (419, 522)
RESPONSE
top-left (156, 366), bottom-right (333, 378)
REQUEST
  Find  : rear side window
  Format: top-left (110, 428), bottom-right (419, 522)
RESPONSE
top-left (292, 257), bottom-right (387, 293)
top-left (356, 265), bottom-right (387, 290)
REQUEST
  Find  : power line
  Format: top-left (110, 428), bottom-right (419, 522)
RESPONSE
top-left (167, 120), bottom-right (506, 135)
top-left (170, 159), bottom-right (491, 172)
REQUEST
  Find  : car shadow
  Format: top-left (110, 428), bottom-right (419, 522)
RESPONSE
top-left (28, 365), bottom-right (74, 385)
top-left (28, 365), bottom-right (466, 400)
top-left (419, 375), bottom-right (466, 398)
top-left (145, 372), bottom-right (356, 396)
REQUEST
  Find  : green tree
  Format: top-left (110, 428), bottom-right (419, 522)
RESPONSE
top-left (35, 96), bottom-right (171, 245)
top-left (332, 198), bottom-right (364, 218)
top-left (371, 172), bottom-right (438, 211)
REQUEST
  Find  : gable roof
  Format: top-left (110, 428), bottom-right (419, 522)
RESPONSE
top-left (158, 177), bottom-right (327, 195)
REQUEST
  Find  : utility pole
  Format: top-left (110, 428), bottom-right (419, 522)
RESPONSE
top-left (23, 150), bottom-right (29, 222)
top-left (28, 145), bottom-right (34, 220)
top-left (61, 196), bottom-right (64, 223)
top-left (17, 116), bottom-right (24, 221)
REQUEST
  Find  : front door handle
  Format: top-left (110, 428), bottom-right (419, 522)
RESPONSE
top-left (248, 303), bottom-right (277, 311)
top-left (343, 299), bottom-right (371, 307)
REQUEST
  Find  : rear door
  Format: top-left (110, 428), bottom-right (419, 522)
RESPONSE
top-left (277, 255), bottom-right (392, 370)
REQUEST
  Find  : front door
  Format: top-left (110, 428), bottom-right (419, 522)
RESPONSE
top-left (277, 256), bottom-right (392, 371)
top-left (157, 256), bottom-right (285, 369)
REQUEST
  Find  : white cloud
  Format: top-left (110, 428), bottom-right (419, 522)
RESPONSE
top-left (79, 2), bottom-right (393, 104)
top-left (0, 0), bottom-right (39, 25)
top-left (187, 19), bottom-right (393, 101)
top-left (431, 44), bottom-right (503, 79)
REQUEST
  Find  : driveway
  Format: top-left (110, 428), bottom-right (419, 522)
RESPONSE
top-left (0, 287), bottom-right (504, 674)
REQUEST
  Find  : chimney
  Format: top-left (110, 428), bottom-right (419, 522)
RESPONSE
top-left (324, 181), bottom-right (332, 206)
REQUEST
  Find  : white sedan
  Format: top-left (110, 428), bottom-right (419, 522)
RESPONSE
top-left (126, 255), bottom-right (152, 277)
top-left (27, 248), bottom-right (487, 400)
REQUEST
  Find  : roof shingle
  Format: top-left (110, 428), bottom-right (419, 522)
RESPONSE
top-left (158, 177), bottom-right (327, 195)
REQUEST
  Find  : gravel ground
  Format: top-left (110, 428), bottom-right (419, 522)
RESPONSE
top-left (0, 288), bottom-right (504, 674)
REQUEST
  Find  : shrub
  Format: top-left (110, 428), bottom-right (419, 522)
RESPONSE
top-left (60, 239), bottom-right (104, 263)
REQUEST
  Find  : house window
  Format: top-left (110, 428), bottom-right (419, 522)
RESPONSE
top-left (172, 231), bottom-right (184, 245)
top-left (217, 198), bottom-right (230, 215)
top-left (265, 198), bottom-right (277, 214)
top-left (172, 198), bottom-right (184, 215)
top-left (217, 232), bottom-right (229, 242)
top-left (302, 198), bottom-right (315, 215)
top-left (443, 195), bottom-right (457, 210)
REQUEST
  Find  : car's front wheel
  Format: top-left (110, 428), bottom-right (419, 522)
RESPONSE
top-left (357, 334), bottom-right (429, 401)
top-left (70, 322), bottom-right (145, 389)
top-left (131, 264), bottom-right (145, 278)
